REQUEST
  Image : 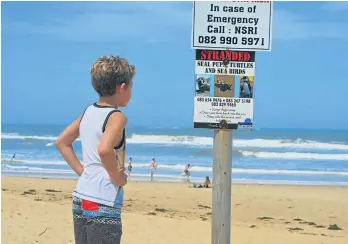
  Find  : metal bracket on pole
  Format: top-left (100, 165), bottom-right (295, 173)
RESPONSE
top-left (219, 119), bottom-right (228, 129)
top-left (222, 58), bottom-right (229, 67)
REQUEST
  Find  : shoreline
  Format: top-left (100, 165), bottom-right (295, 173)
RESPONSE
top-left (3, 158), bottom-right (348, 182)
top-left (2, 176), bottom-right (348, 244)
top-left (2, 173), bottom-right (348, 187)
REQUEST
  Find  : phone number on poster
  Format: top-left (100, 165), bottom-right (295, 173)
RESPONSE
top-left (196, 97), bottom-right (251, 103)
top-left (196, 98), bottom-right (252, 107)
top-left (197, 97), bottom-right (235, 107)
top-left (197, 36), bottom-right (265, 46)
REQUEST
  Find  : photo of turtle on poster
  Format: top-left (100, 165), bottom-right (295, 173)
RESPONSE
top-left (214, 75), bottom-right (234, 97)
top-left (195, 74), bottom-right (210, 96)
top-left (240, 76), bottom-right (254, 98)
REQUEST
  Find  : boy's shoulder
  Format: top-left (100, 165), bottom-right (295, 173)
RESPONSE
top-left (104, 110), bottom-right (127, 132)
top-left (109, 109), bottom-right (127, 120)
top-left (80, 105), bottom-right (127, 129)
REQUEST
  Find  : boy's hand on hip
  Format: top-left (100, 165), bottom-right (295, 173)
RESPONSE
top-left (113, 168), bottom-right (128, 186)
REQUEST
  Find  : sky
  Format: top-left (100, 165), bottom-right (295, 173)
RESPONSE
top-left (1, 1), bottom-right (348, 129)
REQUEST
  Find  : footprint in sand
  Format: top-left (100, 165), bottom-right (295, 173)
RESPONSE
top-left (21, 189), bottom-right (37, 195)
top-left (299, 221), bottom-right (316, 226)
top-left (314, 225), bottom-right (326, 229)
top-left (155, 208), bottom-right (167, 213)
top-left (293, 218), bottom-right (303, 221)
top-left (296, 219), bottom-right (330, 229)
top-left (197, 204), bottom-right (211, 209)
top-left (301, 232), bottom-right (317, 236)
top-left (257, 216), bottom-right (274, 221)
top-left (287, 227), bottom-right (304, 231)
top-left (45, 189), bottom-right (62, 193)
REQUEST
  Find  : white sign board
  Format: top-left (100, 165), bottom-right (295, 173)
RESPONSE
top-left (195, 49), bottom-right (255, 76)
top-left (193, 97), bottom-right (254, 129)
top-left (192, 1), bottom-right (273, 51)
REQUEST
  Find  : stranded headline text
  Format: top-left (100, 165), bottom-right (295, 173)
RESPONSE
top-left (196, 50), bottom-right (255, 61)
top-left (192, 1), bottom-right (272, 50)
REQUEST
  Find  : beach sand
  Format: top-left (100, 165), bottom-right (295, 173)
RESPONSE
top-left (2, 176), bottom-right (348, 244)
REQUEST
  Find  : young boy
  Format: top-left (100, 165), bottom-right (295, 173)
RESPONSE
top-left (56, 55), bottom-right (135, 244)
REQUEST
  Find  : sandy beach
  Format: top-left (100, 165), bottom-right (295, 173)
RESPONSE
top-left (1, 176), bottom-right (348, 244)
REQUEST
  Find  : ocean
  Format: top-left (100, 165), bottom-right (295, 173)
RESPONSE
top-left (2, 124), bottom-right (348, 186)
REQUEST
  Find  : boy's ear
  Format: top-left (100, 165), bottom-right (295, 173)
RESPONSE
top-left (120, 83), bottom-right (127, 90)
top-left (115, 83), bottom-right (125, 93)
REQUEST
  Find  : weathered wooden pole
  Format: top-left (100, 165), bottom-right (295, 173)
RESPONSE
top-left (212, 129), bottom-right (232, 244)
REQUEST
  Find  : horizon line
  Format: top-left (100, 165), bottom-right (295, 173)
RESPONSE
top-left (1, 123), bottom-right (348, 132)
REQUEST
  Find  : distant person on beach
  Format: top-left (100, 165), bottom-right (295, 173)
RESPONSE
top-left (203, 176), bottom-right (211, 188)
top-left (193, 176), bottom-right (211, 188)
top-left (184, 164), bottom-right (191, 177)
top-left (149, 158), bottom-right (157, 181)
top-left (11, 153), bottom-right (16, 161)
top-left (56, 55), bottom-right (135, 244)
top-left (128, 157), bottom-right (133, 180)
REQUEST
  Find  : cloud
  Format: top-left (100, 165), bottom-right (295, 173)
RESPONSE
top-left (3, 2), bottom-right (348, 43)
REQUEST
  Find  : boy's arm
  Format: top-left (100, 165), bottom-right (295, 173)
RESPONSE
top-left (98, 112), bottom-right (127, 186)
top-left (56, 116), bottom-right (84, 176)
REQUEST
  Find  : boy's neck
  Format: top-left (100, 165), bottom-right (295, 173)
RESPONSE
top-left (98, 96), bottom-right (119, 108)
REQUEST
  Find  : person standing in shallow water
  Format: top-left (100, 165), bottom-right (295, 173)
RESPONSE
top-left (56, 55), bottom-right (135, 244)
top-left (149, 158), bottom-right (156, 181)
top-left (127, 157), bottom-right (133, 180)
top-left (184, 164), bottom-right (191, 177)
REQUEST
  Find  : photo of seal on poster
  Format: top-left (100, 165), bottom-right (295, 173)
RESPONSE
top-left (214, 75), bottom-right (235, 97)
top-left (195, 74), bottom-right (210, 96)
top-left (240, 76), bottom-right (254, 98)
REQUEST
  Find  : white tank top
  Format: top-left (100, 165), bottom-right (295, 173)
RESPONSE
top-left (73, 103), bottom-right (125, 208)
